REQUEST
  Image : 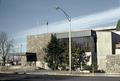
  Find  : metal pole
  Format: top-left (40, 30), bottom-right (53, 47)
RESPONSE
top-left (56, 6), bottom-right (72, 72)
top-left (69, 20), bottom-right (72, 72)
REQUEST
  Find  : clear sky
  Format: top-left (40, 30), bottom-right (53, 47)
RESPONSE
top-left (0, 0), bottom-right (120, 35)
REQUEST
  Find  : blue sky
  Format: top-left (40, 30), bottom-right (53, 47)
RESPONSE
top-left (0, 0), bottom-right (120, 52)
top-left (0, 0), bottom-right (120, 34)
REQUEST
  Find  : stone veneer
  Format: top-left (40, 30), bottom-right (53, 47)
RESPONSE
top-left (27, 34), bottom-right (51, 62)
top-left (106, 55), bottom-right (120, 73)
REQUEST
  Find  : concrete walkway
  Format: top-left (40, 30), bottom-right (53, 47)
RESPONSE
top-left (26, 70), bottom-right (120, 77)
top-left (1, 70), bottom-right (120, 77)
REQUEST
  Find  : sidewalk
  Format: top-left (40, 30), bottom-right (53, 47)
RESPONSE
top-left (1, 69), bottom-right (120, 77)
top-left (26, 70), bottom-right (120, 77)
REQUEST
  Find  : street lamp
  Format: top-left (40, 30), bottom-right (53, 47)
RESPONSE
top-left (56, 6), bottom-right (72, 72)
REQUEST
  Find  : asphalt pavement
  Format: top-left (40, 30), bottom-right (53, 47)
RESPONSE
top-left (0, 73), bottom-right (120, 81)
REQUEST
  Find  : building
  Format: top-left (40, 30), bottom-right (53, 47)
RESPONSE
top-left (56, 30), bottom-right (97, 69)
top-left (27, 34), bottom-right (51, 69)
top-left (96, 31), bottom-right (120, 70)
top-left (27, 34), bottom-right (51, 62)
top-left (26, 25), bottom-right (120, 72)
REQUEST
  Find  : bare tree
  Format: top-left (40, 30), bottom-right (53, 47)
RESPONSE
top-left (0, 32), bottom-right (13, 66)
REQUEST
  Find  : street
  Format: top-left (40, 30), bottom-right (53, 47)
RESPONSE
top-left (0, 73), bottom-right (120, 81)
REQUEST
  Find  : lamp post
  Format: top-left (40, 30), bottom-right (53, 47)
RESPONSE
top-left (56, 6), bottom-right (72, 72)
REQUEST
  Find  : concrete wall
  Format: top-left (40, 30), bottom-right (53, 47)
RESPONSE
top-left (27, 34), bottom-right (51, 62)
top-left (20, 55), bottom-right (27, 66)
top-left (85, 52), bottom-right (92, 65)
top-left (116, 49), bottom-right (120, 55)
top-left (106, 55), bottom-right (120, 73)
top-left (97, 31), bottom-right (112, 70)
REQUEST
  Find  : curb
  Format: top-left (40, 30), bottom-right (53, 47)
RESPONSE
top-left (27, 72), bottom-right (120, 77)
top-left (1, 71), bottom-right (120, 77)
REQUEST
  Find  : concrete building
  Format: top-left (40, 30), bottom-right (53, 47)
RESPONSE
top-left (56, 30), bottom-right (97, 69)
top-left (27, 26), bottom-right (120, 72)
top-left (105, 37), bottom-right (120, 73)
top-left (106, 54), bottom-right (120, 73)
top-left (27, 30), bottom-right (97, 69)
top-left (27, 34), bottom-right (51, 61)
top-left (27, 34), bottom-right (51, 69)
top-left (96, 31), bottom-right (120, 70)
